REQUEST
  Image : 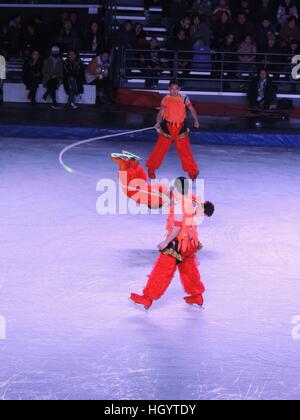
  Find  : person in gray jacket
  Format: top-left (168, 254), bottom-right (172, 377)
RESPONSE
top-left (42, 46), bottom-right (64, 109)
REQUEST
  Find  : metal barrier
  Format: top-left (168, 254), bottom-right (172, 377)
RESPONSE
top-left (121, 48), bottom-right (300, 93)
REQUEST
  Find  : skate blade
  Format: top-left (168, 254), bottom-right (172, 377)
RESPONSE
top-left (122, 150), bottom-right (142, 160)
top-left (111, 153), bottom-right (129, 160)
top-left (186, 302), bottom-right (205, 310)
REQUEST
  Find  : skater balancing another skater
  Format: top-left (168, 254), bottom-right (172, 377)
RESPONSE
top-left (147, 79), bottom-right (200, 181)
top-left (111, 152), bottom-right (215, 309)
top-left (131, 176), bottom-right (214, 309)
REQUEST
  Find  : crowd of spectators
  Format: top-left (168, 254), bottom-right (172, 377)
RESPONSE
top-left (113, 0), bottom-right (300, 89)
top-left (1, 0), bottom-right (300, 106)
top-left (0, 10), bottom-right (110, 57)
top-left (0, 9), bottom-right (116, 107)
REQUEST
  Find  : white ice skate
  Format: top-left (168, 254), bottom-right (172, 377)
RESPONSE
top-left (121, 151), bottom-right (142, 161)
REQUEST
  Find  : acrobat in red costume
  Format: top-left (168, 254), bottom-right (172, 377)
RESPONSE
top-left (111, 152), bottom-right (214, 309)
top-left (147, 80), bottom-right (200, 181)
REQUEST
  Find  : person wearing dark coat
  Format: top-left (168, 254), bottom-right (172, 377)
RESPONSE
top-left (247, 68), bottom-right (277, 110)
top-left (84, 21), bottom-right (106, 53)
top-left (63, 49), bottom-right (85, 109)
top-left (42, 45), bottom-right (64, 109)
top-left (22, 50), bottom-right (43, 105)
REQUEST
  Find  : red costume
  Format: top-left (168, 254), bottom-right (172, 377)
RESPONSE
top-left (115, 157), bottom-right (168, 209)
top-left (140, 190), bottom-right (205, 308)
top-left (146, 94), bottom-right (199, 180)
top-left (112, 156), bottom-right (205, 308)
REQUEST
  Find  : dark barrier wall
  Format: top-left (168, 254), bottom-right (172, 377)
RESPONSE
top-left (1, 124), bottom-right (300, 148)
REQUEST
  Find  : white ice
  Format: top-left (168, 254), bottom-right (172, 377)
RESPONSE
top-left (1, 136), bottom-right (300, 400)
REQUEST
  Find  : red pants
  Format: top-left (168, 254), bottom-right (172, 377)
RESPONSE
top-left (143, 250), bottom-right (205, 301)
top-left (119, 160), bottom-right (168, 208)
top-left (146, 124), bottom-right (199, 179)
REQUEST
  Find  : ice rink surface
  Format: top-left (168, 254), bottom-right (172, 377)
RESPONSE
top-left (0, 134), bottom-right (300, 400)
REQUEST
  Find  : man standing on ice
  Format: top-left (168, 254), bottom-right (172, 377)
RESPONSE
top-left (146, 79), bottom-right (200, 181)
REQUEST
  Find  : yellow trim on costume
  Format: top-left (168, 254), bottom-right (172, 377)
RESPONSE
top-left (161, 248), bottom-right (183, 262)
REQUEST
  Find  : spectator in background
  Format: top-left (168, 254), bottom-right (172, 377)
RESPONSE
top-left (117, 20), bottom-right (136, 50)
top-left (53, 11), bottom-right (69, 35)
top-left (134, 23), bottom-right (148, 49)
top-left (33, 15), bottom-right (49, 55)
top-left (212, 0), bottom-right (232, 23)
top-left (265, 34), bottom-right (281, 74)
top-left (233, 13), bottom-right (255, 44)
top-left (141, 36), bottom-right (162, 89)
top-left (212, 10), bottom-right (232, 49)
top-left (84, 21), bottom-right (106, 53)
top-left (85, 50), bottom-right (115, 104)
top-left (22, 23), bottom-right (39, 54)
top-left (55, 19), bottom-right (81, 53)
top-left (42, 45), bottom-right (63, 109)
top-left (285, 39), bottom-right (300, 69)
top-left (22, 49), bottom-right (43, 106)
top-left (69, 12), bottom-right (81, 38)
top-left (190, 14), bottom-right (211, 46)
top-left (220, 32), bottom-right (237, 76)
top-left (264, 35), bottom-right (285, 78)
top-left (256, 18), bottom-right (276, 53)
top-left (192, 37), bottom-right (211, 70)
top-left (63, 49), bottom-right (85, 110)
top-left (277, 0), bottom-right (298, 25)
top-left (169, 28), bottom-right (192, 52)
top-left (251, 0), bottom-right (276, 24)
top-left (247, 67), bottom-right (277, 110)
top-left (237, 34), bottom-right (257, 76)
top-left (280, 16), bottom-right (300, 48)
top-left (133, 23), bottom-right (148, 65)
top-left (173, 16), bottom-right (191, 39)
top-left (237, 0), bottom-right (251, 19)
top-left (168, 0), bottom-right (189, 28)
top-left (0, 24), bottom-right (11, 56)
top-left (169, 29), bottom-right (192, 83)
top-left (190, 0), bottom-right (212, 17)
top-left (8, 14), bottom-right (22, 55)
